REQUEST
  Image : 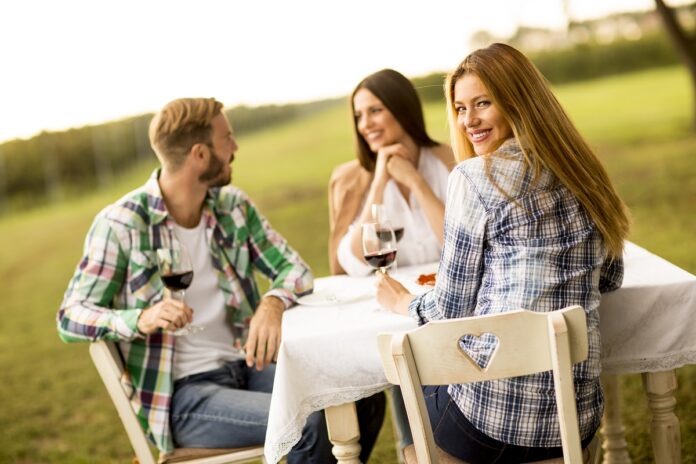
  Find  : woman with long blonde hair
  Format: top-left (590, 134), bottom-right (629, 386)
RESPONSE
top-left (376, 43), bottom-right (629, 462)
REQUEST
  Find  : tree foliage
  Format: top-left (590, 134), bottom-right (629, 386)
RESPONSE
top-left (654, 0), bottom-right (696, 130)
top-left (0, 99), bottom-right (343, 214)
top-left (1, 21), bottom-right (691, 214)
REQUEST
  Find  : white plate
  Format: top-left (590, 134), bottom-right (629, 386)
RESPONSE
top-left (296, 290), bottom-right (374, 307)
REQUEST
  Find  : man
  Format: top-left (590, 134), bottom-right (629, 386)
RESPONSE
top-left (57, 98), bottom-right (385, 462)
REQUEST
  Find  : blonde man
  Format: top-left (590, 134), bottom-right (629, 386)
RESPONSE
top-left (58, 98), bottom-right (385, 462)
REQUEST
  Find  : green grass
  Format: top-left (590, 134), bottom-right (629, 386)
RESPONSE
top-left (1, 65), bottom-right (695, 463)
top-left (556, 67), bottom-right (693, 144)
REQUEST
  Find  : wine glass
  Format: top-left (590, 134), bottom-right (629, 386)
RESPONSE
top-left (361, 222), bottom-right (398, 274)
top-left (156, 247), bottom-right (204, 336)
top-left (371, 204), bottom-right (404, 243)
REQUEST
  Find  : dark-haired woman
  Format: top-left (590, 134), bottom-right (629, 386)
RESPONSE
top-left (328, 68), bottom-right (455, 276)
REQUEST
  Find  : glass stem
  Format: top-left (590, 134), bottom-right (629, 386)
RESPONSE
top-left (169, 289), bottom-right (185, 302)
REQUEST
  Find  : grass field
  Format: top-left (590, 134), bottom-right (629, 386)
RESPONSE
top-left (1, 66), bottom-right (695, 463)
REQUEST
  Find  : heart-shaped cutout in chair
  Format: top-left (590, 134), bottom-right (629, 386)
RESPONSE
top-left (457, 332), bottom-right (500, 371)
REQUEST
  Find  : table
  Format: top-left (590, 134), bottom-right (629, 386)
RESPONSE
top-left (597, 242), bottom-right (696, 463)
top-left (264, 243), bottom-right (696, 463)
top-left (263, 265), bottom-right (429, 463)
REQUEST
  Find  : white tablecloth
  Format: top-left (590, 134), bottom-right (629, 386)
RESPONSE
top-left (599, 241), bottom-right (696, 373)
top-left (264, 243), bottom-right (696, 463)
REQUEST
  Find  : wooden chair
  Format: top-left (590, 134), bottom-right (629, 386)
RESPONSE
top-left (377, 306), bottom-right (600, 464)
top-left (89, 340), bottom-right (266, 464)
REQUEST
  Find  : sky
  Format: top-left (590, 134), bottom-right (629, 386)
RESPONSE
top-left (0, 0), bottom-right (675, 143)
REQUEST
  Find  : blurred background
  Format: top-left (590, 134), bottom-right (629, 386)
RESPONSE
top-left (1, 0), bottom-right (695, 462)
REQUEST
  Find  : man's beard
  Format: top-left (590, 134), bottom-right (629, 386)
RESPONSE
top-left (199, 146), bottom-right (231, 187)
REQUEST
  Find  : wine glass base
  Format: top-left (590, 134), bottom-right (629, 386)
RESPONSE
top-left (170, 324), bottom-right (205, 336)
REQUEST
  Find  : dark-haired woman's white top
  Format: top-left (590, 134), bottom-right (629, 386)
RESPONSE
top-left (336, 147), bottom-right (449, 276)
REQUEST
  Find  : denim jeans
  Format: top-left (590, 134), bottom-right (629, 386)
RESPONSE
top-left (423, 385), bottom-right (597, 464)
top-left (170, 360), bottom-right (385, 463)
top-left (389, 386), bottom-right (414, 450)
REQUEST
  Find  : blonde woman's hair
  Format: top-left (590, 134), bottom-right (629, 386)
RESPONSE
top-left (149, 98), bottom-right (223, 168)
top-left (445, 43), bottom-right (629, 258)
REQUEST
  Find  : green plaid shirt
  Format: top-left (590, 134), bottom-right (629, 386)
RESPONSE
top-left (57, 170), bottom-right (313, 452)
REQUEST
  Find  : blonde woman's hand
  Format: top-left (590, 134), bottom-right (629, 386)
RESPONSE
top-left (376, 272), bottom-right (414, 315)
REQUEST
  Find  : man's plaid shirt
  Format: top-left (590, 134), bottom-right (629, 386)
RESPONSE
top-left (57, 170), bottom-right (313, 452)
top-left (409, 139), bottom-right (623, 448)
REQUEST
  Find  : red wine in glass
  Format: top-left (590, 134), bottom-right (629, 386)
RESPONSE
top-left (364, 250), bottom-right (397, 269)
top-left (156, 247), bottom-right (203, 335)
top-left (377, 227), bottom-right (403, 243)
top-left (392, 227), bottom-right (405, 242)
top-left (362, 222), bottom-right (397, 274)
top-left (371, 205), bottom-right (404, 243)
top-left (161, 271), bottom-right (193, 291)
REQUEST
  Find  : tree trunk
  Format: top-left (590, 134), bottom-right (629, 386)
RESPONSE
top-left (41, 135), bottom-right (62, 202)
top-left (0, 146), bottom-right (6, 214)
top-left (133, 117), bottom-right (151, 162)
top-left (654, 0), bottom-right (696, 131)
top-left (91, 126), bottom-right (114, 188)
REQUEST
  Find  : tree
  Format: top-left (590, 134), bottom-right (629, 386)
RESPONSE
top-left (654, 0), bottom-right (696, 131)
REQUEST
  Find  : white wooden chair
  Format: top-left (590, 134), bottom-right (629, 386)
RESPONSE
top-left (377, 306), bottom-right (600, 464)
top-left (89, 340), bottom-right (266, 464)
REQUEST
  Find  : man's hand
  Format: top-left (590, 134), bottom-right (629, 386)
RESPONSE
top-left (245, 296), bottom-right (284, 371)
top-left (137, 299), bottom-right (193, 334)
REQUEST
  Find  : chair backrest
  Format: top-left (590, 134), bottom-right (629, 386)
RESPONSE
top-left (377, 306), bottom-right (588, 464)
top-left (89, 340), bottom-right (265, 464)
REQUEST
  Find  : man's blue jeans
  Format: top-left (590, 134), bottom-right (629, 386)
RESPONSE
top-left (170, 360), bottom-right (385, 463)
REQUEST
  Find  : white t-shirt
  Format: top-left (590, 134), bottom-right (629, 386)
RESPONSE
top-left (171, 219), bottom-right (245, 381)
top-left (336, 147), bottom-right (449, 276)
